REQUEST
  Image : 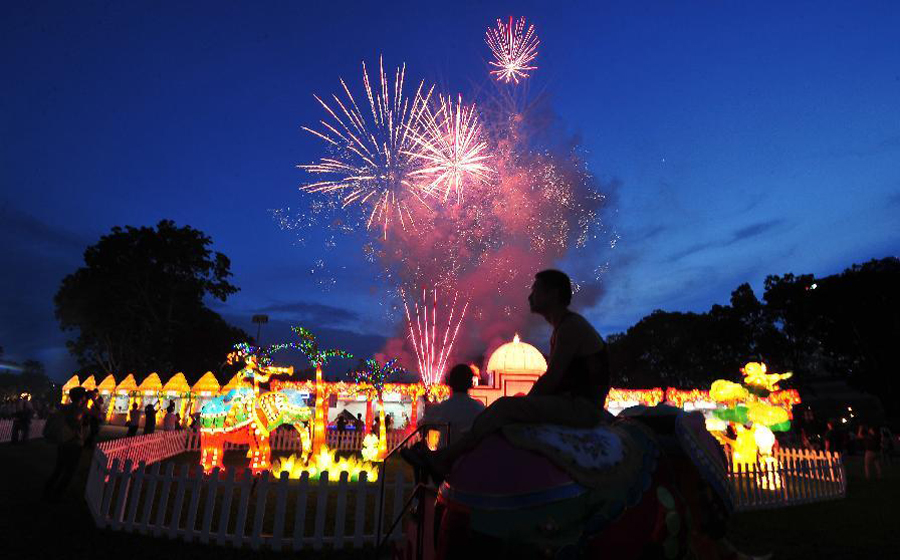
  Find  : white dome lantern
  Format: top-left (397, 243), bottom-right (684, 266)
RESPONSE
top-left (485, 334), bottom-right (548, 376)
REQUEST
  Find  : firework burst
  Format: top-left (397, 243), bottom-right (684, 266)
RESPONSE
top-left (485, 16), bottom-right (540, 84)
top-left (404, 287), bottom-right (468, 388)
top-left (299, 57), bottom-right (435, 237)
top-left (407, 94), bottom-right (492, 203)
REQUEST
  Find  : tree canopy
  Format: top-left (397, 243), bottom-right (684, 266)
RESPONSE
top-left (54, 220), bottom-right (249, 382)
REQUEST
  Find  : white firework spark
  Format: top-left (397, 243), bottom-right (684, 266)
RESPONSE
top-left (485, 16), bottom-right (539, 84)
top-left (299, 57), bottom-right (435, 237)
top-left (407, 94), bottom-right (492, 203)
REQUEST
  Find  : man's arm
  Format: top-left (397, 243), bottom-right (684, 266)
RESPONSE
top-left (529, 320), bottom-right (581, 396)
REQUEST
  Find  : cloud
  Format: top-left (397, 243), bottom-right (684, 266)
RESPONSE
top-left (0, 204), bottom-right (88, 379)
top-left (0, 202), bottom-right (88, 253)
top-left (257, 300), bottom-right (359, 325)
top-left (666, 219), bottom-right (786, 263)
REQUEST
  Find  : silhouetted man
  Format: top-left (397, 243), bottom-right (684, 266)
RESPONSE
top-left (405, 269), bottom-right (610, 482)
top-left (420, 364), bottom-right (486, 447)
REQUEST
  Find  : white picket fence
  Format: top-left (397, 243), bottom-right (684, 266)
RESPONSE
top-left (0, 418), bottom-right (46, 443)
top-left (726, 447), bottom-right (846, 511)
top-left (85, 451), bottom-right (413, 550)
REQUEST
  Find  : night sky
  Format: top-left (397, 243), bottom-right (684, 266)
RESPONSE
top-left (3, 1), bottom-right (899, 380)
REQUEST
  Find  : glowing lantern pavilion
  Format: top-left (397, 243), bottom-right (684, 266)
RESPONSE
top-left (471, 334), bottom-right (548, 406)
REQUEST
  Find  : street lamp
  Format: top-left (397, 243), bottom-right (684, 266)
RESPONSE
top-left (252, 314), bottom-right (269, 345)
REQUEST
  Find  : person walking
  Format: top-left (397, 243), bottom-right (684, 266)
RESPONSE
top-left (42, 388), bottom-right (88, 502)
top-left (863, 425), bottom-right (883, 480)
top-left (126, 403), bottom-right (141, 436)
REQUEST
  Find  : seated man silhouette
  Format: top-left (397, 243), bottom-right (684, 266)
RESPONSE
top-left (420, 364), bottom-right (486, 447)
top-left (404, 269), bottom-right (610, 483)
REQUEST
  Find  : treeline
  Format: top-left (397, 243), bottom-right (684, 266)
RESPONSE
top-left (607, 257), bottom-right (900, 415)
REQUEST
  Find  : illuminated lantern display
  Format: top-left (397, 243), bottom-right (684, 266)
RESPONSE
top-left (161, 372), bottom-right (192, 426)
top-left (138, 373), bottom-right (163, 410)
top-left (190, 372), bottom-right (221, 417)
top-left (60, 375), bottom-right (80, 404)
top-left (706, 362), bottom-right (797, 488)
top-left (81, 375), bottom-right (97, 392)
top-left (470, 334), bottom-right (547, 406)
top-left (97, 374), bottom-right (117, 420)
top-left (199, 345), bottom-right (314, 474)
top-left (114, 374), bottom-right (139, 418)
top-left (287, 326), bottom-right (353, 455)
top-left (350, 358), bottom-right (405, 460)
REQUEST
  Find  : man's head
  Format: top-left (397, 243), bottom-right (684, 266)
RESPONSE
top-left (445, 364), bottom-right (475, 394)
top-left (529, 269), bottom-right (572, 314)
top-left (68, 387), bottom-right (87, 405)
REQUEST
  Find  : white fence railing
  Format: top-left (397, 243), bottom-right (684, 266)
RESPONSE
top-left (726, 447), bottom-right (845, 511)
top-left (84, 448), bottom-right (413, 551)
top-left (96, 430), bottom-right (189, 471)
top-left (0, 418), bottom-right (46, 443)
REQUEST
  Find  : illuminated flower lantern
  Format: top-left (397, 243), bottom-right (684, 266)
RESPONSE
top-left (161, 372), bottom-right (192, 426)
top-left (706, 362), bottom-right (794, 487)
top-left (113, 374), bottom-right (139, 418)
top-left (138, 373), bottom-right (163, 410)
top-left (97, 374), bottom-right (117, 420)
top-left (60, 375), bottom-right (80, 404)
top-left (81, 375), bottom-right (97, 393)
top-left (190, 372), bottom-right (220, 416)
top-left (351, 358), bottom-right (405, 460)
top-left (199, 343), bottom-right (316, 474)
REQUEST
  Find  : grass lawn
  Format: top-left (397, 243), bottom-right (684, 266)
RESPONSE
top-left (1, 427), bottom-right (897, 559)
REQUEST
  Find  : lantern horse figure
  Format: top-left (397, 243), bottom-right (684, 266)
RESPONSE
top-left (199, 346), bottom-right (313, 474)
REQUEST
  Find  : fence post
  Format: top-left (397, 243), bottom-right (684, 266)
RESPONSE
top-left (139, 462), bottom-right (162, 534)
top-left (215, 467), bottom-right (237, 546)
top-left (124, 462), bottom-right (147, 532)
top-left (231, 468), bottom-right (254, 548)
top-left (352, 472), bottom-right (369, 548)
top-left (183, 466), bottom-right (205, 542)
top-left (153, 463), bottom-right (176, 537)
top-left (333, 471), bottom-right (350, 547)
top-left (312, 472), bottom-right (330, 550)
top-left (291, 472), bottom-right (311, 551)
top-left (271, 471), bottom-right (291, 551)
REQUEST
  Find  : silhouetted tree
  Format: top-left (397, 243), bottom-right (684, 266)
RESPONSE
top-left (54, 220), bottom-right (249, 383)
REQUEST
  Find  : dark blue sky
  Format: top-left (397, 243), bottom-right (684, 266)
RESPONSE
top-left (3, 1), bottom-right (899, 380)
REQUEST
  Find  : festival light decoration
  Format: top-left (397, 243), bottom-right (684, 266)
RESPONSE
top-left (199, 341), bottom-right (325, 474)
top-left (485, 16), bottom-right (540, 84)
top-left (706, 362), bottom-right (796, 490)
top-left (289, 326), bottom-right (354, 455)
top-left (407, 94), bottom-right (492, 202)
top-left (404, 287), bottom-right (469, 389)
top-left (271, 445), bottom-right (379, 483)
top-left (350, 358), bottom-right (405, 459)
top-left (299, 56), bottom-right (435, 238)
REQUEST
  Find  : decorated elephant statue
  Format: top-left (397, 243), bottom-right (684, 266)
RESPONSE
top-left (432, 407), bottom-right (742, 560)
top-left (199, 387), bottom-right (313, 474)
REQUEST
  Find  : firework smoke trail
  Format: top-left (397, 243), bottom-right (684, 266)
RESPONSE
top-left (298, 56), bottom-right (435, 238)
top-left (403, 288), bottom-right (469, 387)
top-left (407, 94), bottom-right (492, 203)
top-left (485, 16), bottom-right (540, 84)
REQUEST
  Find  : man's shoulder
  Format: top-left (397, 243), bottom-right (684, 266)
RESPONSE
top-left (562, 312), bottom-right (604, 339)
